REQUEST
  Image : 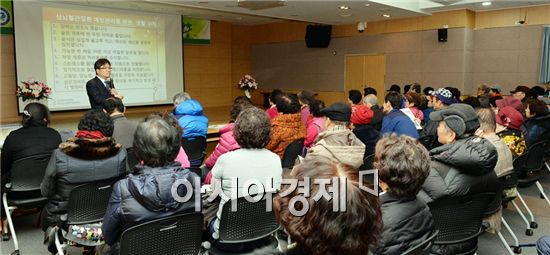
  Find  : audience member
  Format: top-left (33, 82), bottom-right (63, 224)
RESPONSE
top-left (496, 96), bottom-right (523, 112)
top-left (476, 108), bottom-right (513, 233)
top-left (172, 92), bottom-right (209, 139)
top-left (102, 97), bottom-right (138, 149)
top-left (420, 88), bottom-right (456, 149)
top-left (348, 89), bottom-right (363, 107)
top-left (528, 86), bottom-right (545, 100)
top-left (270, 156), bottom-right (382, 255)
top-left (381, 92), bottom-right (419, 138)
top-left (209, 107), bottom-right (282, 234)
top-left (545, 82), bottom-right (550, 97)
top-left (304, 100), bottom-right (326, 148)
top-left (388, 84), bottom-right (401, 94)
top-left (234, 95), bottom-right (252, 104)
top-left (404, 91), bottom-right (424, 123)
top-left (524, 99), bottom-right (550, 147)
top-left (147, 112), bottom-right (190, 168)
top-left (537, 236), bottom-right (550, 255)
top-left (266, 93), bottom-right (307, 158)
top-left (423, 86), bottom-right (434, 97)
top-left (364, 87), bottom-right (377, 96)
top-left (306, 102), bottom-right (365, 169)
top-left (1, 103), bottom-right (61, 226)
top-left (510, 85), bottom-right (530, 103)
top-left (204, 100), bottom-right (251, 170)
top-left (373, 134), bottom-right (434, 255)
top-left (478, 95), bottom-right (492, 109)
top-left (403, 84), bottom-right (412, 94)
top-left (462, 96), bottom-right (481, 109)
top-left (496, 106), bottom-right (525, 157)
top-left (445, 86), bottom-right (462, 103)
top-left (490, 85), bottom-right (503, 98)
top-left (477, 84), bottom-right (491, 97)
top-left (419, 103), bottom-right (500, 254)
top-left (102, 115), bottom-right (199, 253)
top-left (266, 89), bottom-right (283, 119)
top-left (41, 110), bottom-right (127, 253)
top-left (411, 83), bottom-right (422, 93)
top-left (298, 90), bottom-right (315, 125)
top-left (364, 94), bottom-right (383, 130)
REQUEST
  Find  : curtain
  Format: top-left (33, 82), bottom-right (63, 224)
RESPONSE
top-left (539, 26), bottom-right (550, 83)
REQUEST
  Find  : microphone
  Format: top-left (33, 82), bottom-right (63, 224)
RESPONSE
top-left (106, 78), bottom-right (114, 89)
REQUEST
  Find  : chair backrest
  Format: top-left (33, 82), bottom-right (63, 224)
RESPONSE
top-left (119, 213), bottom-right (203, 255)
top-left (218, 194), bottom-right (279, 243)
top-left (9, 153), bottom-right (52, 192)
top-left (126, 147), bottom-right (140, 171)
top-left (523, 141), bottom-right (546, 171)
top-left (181, 137), bottom-right (206, 163)
top-left (362, 153), bottom-right (375, 170)
top-left (402, 230), bottom-right (439, 255)
top-left (499, 171), bottom-right (518, 190)
top-left (66, 179), bottom-right (117, 224)
top-left (281, 139), bottom-right (304, 168)
top-left (428, 193), bottom-right (495, 245)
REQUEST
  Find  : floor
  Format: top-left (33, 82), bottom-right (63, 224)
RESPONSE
top-left (1, 170), bottom-right (549, 255)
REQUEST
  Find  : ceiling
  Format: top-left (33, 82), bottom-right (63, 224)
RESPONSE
top-left (68, 0), bottom-right (550, 26)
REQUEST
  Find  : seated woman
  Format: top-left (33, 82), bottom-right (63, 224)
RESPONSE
top-left (102, 115), bottom-right (199, 253)
top-left (40, 110), bottom-right (127, 252)
top-left (203, 100), bottom-right (252, 183)
top-left (523, 99), bottom-right (550, 147)
top-left (209, 107), bottom-right (282, 235)
top-left (304, 99), bottom-right (326, 149)
top-left (265, 156), bottom-right (382, 255)
top-left (1, 103), bottom-right (62, 234)
top-left (496, 106), bottom-right (525, 156)
top-left (373, 134), bottom-right (434, 255)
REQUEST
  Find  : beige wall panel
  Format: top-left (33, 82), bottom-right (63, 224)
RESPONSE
top-left (201, 74), bottom-right (232, 89)
top-left (464, 51), bottom-right (474, 73)
top-left (420, 50), bottom-right (465, 73)
top-left (184, 74), bottom-right (202, 89)
top-left (385, 72), bottom-right (423, 88)
top-left (0, 95), bottom-right (18, 120)
top-left (463, 72), bottom-right (474, 94)
top-left (199, 86), bottom-right (232, 107)
top-left (519, 26), bottom-right (544, 50)
top-left (515, 72), bottom-right (541, 86)
top-left (385, 52), bottom-right (422, 74)
top-left (316, 91), bottom-right (346, 105)
top-left (422, 72), bottom-right (465, 89)
top-left (517, 49), bottom-right (542, 74)
top-left (420, 29), bottom-right (466, 52)
top-left (474, 27), bottom-right (520, 51)
top-left (383, 32), bottom-right (422, 53)
top-left (466, 10), bottom-right (476, 29)
top-left (366, 21), bottom-right (388, 36)
top-left (473, 50), bottom-right (519, 73)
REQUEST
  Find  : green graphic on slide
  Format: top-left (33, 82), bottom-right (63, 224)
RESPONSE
top-left (1, 0), bottom-right (13, 34)
top-left (182, 17), bottom-right (210, 44)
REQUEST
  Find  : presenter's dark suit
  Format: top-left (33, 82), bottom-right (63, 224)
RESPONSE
top-left (86, 77), bottom-right (111, 109)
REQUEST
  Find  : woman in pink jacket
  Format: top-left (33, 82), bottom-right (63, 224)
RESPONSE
top-left (304, 100), bottom-right (326, 148)
top-left (203, 101), bottom-right (252, 183)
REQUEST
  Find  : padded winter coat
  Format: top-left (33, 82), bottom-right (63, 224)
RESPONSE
top-left (374, 193), bottom-right (434, 255)
top-left (266, 113), bottom-right (306, 158)
top-left (306, 129), bottom-right (365, 169)
top-left (174, 99), bottom-right (209, 139)
top-left (204, 123), bottom-right (240, 169)
top-left (102, 163), bottom-right (199, 246)
top-left (419, 135), bottom-right (501, 255)
top-left (523, 114), bottom-right (550, 147)
top-left (40, 137), bottom-right (127, 230)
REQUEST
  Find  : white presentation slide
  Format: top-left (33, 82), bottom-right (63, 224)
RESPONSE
top-left (13, 2), bottom-right (184, 112)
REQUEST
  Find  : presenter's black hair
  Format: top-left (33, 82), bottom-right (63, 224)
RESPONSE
top-left (94, 58), bottom-right (111, 70)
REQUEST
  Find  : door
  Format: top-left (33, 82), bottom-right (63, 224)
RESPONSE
top-left (344, 54), bottom-right (385, 97)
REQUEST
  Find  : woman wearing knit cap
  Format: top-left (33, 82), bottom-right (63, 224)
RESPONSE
top-left (496, 106), bottom-right (525, 157)
top-left (418, 103), bottom-right (500, 255)
top-left (41, 110), bottom-right (127, 253)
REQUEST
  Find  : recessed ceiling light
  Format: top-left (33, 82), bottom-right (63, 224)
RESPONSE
top-left (382, 14), bottom-right (391, 18)
top-left (365, 3), bottom-right (370, 7)
top-left (339, 6), bottom-right (350, 10)
top-left (482, 1), bottom-right (492, 6)
top-left (339, 13), bottom-right (352, 17)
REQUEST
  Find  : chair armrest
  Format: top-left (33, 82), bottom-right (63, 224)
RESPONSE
top-left (4, 182), bottom-right (11, 189)
top-left (60, 214), bottom-right (67, 222)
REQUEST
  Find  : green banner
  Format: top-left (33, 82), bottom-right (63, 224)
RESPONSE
top-left (182, 17), bottom-right (210, 45)
top-left (0, 0), bottom-right (13, 34)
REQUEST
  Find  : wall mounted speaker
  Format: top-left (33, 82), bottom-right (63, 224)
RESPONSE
top-left (305, 25), bottom-right (332, 48)
top-left (438, 28), bottom-right (448, 42)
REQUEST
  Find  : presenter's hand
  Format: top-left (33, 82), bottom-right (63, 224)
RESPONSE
top-left (110, 88), bottom-right (125, 100)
